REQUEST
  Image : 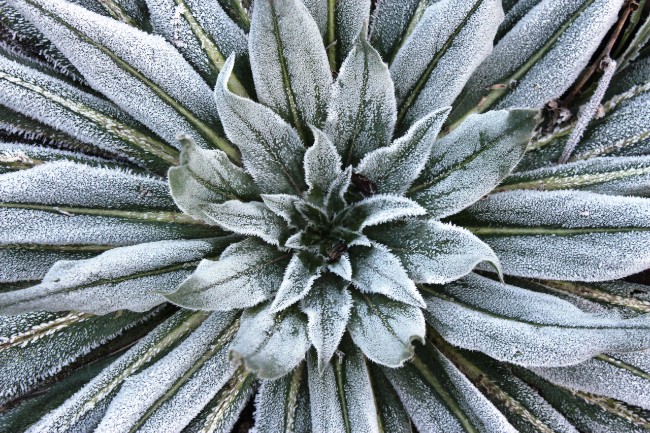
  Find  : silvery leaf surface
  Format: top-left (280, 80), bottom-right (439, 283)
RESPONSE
top-left (270, 251), bottom-right (323, 312)
top-left (169, 137), bottom-right (260, 223)
top-left (367, 365), bottom-right (413, 433)
top-left (366, 220), bottom-right (500, 285)
top-left (325, 27), bottom-right (396, 166)
top-left (260, 194), bottom-right (302, 227)
top-left (249, 0), bottom-right (331, 137)
top-left (329, 0), bottom-right (372, 68)
top-left (369, 0), bottom-right (425, 61)
top-left (424, 273), bottom-right (650, 367)
top-left (347, 291), bottom-right (425, 367)
top-left (408, 109), bottom-right (538, 218)
top-left (303, 127), bottom-right (343, 204)
top-left (229, 302), bottom-right (310, 379)
top-left (356, 107), bottom-right (449, 194)
top-left (164, 237), bottom-right (290, 311)
top-left (348, 244), bottom-right (425, 308)
top-left (390, 0), bottom-right (503, 129)
top-left (341, 194), bottom-right (426, 230)
top-left (300, 275), bottom-right (352, 371)
top-left (0, 142), bottom-right (111, 174)
top-left (0, 238), bottom-right (230, 315)
top-left (457, 190), bottom-right (650, 281)
top-left (214, 55), bottom-right (306, 195)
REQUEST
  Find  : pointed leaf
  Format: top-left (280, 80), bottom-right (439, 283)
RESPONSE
top-left (366, 220), bottom-right (500, 284)
top-left (169, 137), bottom-right (259, 223)
top-left (357, 107), bottom-right (449, 194)
top-left (303, 127), bottom-right (343, 203)
top-left (0, 238), bottom-right (229, 315)
top-left (299, 0), bottom-right (327, 35)
top-left (327, 254), bottom-right (352, 281)
top-left (249, 0), bottom-right (331, 137)
top-left (349, 245), bottom-right (425, 308)
top-left (271, 252), bottom-right (323, 312)
top-left (369, 0), bottom-right (425, 61)
top-left (408, 109), bottom-right (538, 218)
top-left (391, 0), bottom-right (503, 128)
top-left (230, 302), bottom-right (310, 379)
top-left (0, 248), bottom-right (95, 284)
top-left (307, 342), bottom-right (381, 433)
top-left (215, 55), bottom-right (306, 194)
top-left (423, 273), bottom-right (650, 367)
top-left (260, 193), bottom-right (302, 227)
top-left (324, 165), bottom-right (352, 212)
top-left (202, 200), bottom-right (289, 246)
top-left (300, 275), bottom-right (352, 371)
top-left (326, 27), bottom-right (396, 166)
top-left (342, 194), bottom-right (426, 230)
top-left (458, 190), bottom-right (650, 281)
top-left (328, 0), bottom-right (372, 68)
top-left (164, 238), bottom-right (290, 311)
top-left (348, 292), bottom-right (425, 367)
top-left (367, 364), bottom-right (413, 433)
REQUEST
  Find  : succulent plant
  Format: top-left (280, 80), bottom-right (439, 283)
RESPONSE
top-left (1, 0), bottom-right (650, 431)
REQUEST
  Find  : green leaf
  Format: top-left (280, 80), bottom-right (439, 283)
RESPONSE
top-left (9, 0), bottom-right (235, 156)
top-left (391, 0), bottom-right (503, 130)
top-left (260, 194), bottom-right (302, 227)
top-left (229, 302), bottom-right (310, 379)
top-left (214, 55), bottom-right (306, 194)
top-left (423, 273), bottom-right (650, 367)
top-left (271, 252), bottom-right (323, 312)
top-left (341, 194), bottom-right (426, 230)
top-left (408, 109), bottom-right (537, 218)
top-left (26, 310), bottom-right (210, 433)
top-left (357, 107), bottom-right (449, 194)
top-left (348, 292), bottom-right (425, 367)
top-left (367, 364), bottom-right (413, 433)
top-left (303, 127), bottom-right (343, 204)
top-left (248, 0), bottom-right (331, 138)
top-left (300, 275), bottom-right (352, 371)
top-left (457, 190), bottom-right (650, 281)
top-left (369, 0), bottom-right (427, 62)
top-left (0, 142), bottom-right (113, 174)
top-left (307, 341), bottom-right (381, 433)
top-left (349, 245), bottom-right (425, 308)
top-left (325, 0), bottom-right (372, 69)
top-left (366, 220), bottom-right (500, 284)
top-left (95, 312), bottom-right (239, 433)
top-left (164, 238), bottom-right (290, 311)
top-left (168, 137), bottom-right (259, 223)
top-left (201, 200), bottom-right (289, 246)
top-left (0, 248), bottom-right (95, 284)
top-left (325, 26), bottom-right (396, 166)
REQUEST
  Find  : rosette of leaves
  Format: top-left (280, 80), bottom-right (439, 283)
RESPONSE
top-left (1, 0), bottom-right (650, 432)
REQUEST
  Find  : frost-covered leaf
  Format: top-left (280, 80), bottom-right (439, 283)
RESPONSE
top-left (0, 142), bottom-right (110, 174)
top-left (215, 55), bottom-right (306, 194)
top-left (342, 194), bottom-right (426, 230)
top-left (299, 0), bottom-right (327, 35)
top-left (369, 0), bottom-right (425, 61)
top-left (95, 312), bottom-right (238, 433)
top-left (349, 245), bottom-right (425, 308)
top-left (383, 343), bottom-right (517, 433)
top-left (458, 190), bottom-right (650, 281)
top-left (249, 0), bottom-right (331, 136)
top-left (0, 238), bottom-right (230, 315)
top-left (230, 302), bottom-right (310, 379)
top-left (260, 194), bottom-right (302, 227)
top-left (202, 200), bottom-right (289, 246)
top-left (307, 342), bottom-right (381, 433)
top-left (300, 275), bottom-right (352, 371)
top-left (348, 292), bottom-right (425, 367)
top-left (357, 107), bottom-right (449, 194)
top-left (451, 0), bottom-right (625, 123)
top-left (327, 254), bottom-right (352, 281)
top-left (0, 161), bottom-right (175, 211)
top-left (324, 165), bottom-right (352, 212)
top-left (0, 248), bottom-right (96, 284)
top-left (25, 310), bottom-right (210, 433)
top-left (0, 309), bottom-right (150, 405)
top-left (164, 238), bottom-right (290, 311)
top-left (531, 351), bottom-right (650, 410)
top-left (499, 155), bottom-right (650, 196)
top-left (271, 252), bottom-right (323, 312)
top-left (391, 0), bottom-right (503, 128)
top-left (408, 109), bottom-right (537, 218)
top-left (146, 0), bottom-right (249, 89)
top-left (424, 273), bottom-right (650, 367)
top-left (9, 0), bottom-right (235, 155)
top-left (367, 365), bottom-right (413, 433)
top-left (254, 362), bottom-right (310, 433)
top-left (366, 220), bottom-right (500, 284)
top-left (326, 27), bottom-right (396, 166)
top-left (169, 137), bottom-right (259, 223)
top-left (0, 53), bottom-right (177, 172)
top-left (303, 127), bottom-right (343, 203)
top-left (327, 0), bottom-right (372, 68)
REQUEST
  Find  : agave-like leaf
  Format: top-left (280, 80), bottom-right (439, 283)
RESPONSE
top-left (459, 190), bottom-right (650, 280)
top-left (248, 0), bottom-right (331, 137)
top-left (0, 142), bottom-right (111, 174)
top-left (347, 292), bottom-right (425, 367)
top-left (95, 312), bottom-right (238, 433)
top-left (424, 273), bottom-right (650, 366)
top-left (326, 25), bottom-right (396, 166)
top-left (229, 302), bottom-right (310, 379)
top-left (366, 220), bottom-right (500, 284)
top-left (271, 252), bottom-right (323, 312)
top-left (1, 248), bottom-right (95, 285)
top-left (165, 237), bottom-right (290, 311)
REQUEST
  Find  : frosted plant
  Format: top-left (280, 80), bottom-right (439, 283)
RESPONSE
top-left (1, 0), bottom-right (650, 431)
